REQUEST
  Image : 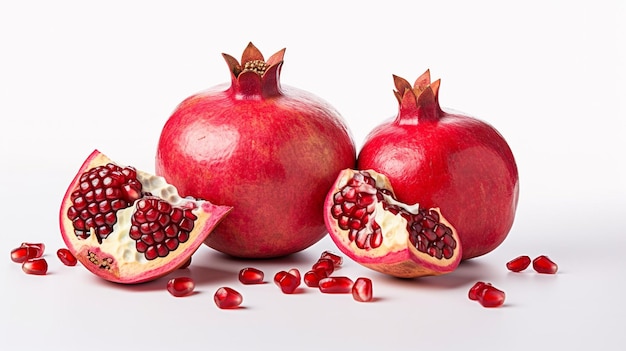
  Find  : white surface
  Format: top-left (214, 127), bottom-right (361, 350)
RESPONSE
top-left (1, 1), bottom-right (625, 350)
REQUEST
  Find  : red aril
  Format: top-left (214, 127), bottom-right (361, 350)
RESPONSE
top-left (478, 285), bottom-right (506, 308)
top-left (506, 255), bottom-right (531, 272)
top-left (167, 277), bottom-right (195, 297)
top-left (320, 251), bottom-right (343, 267)
top-left (288, 268), bottom-right (301, 282)
top-left (10, 246), bottom-right (41, 263)
top-left (155, 42), bottom-right (356, 258)
top-left (533, 255), bottom-right (558, 274)
top-left (303, 268), bottom-right (328, 288)
top-left (214, 287), bottom-right (243, 309)
top-left (352, 277), bottom-right (373, 302)
top-left (468, 281), bottom-right (491, 301)
top-left (57, 248), bottom-right (77, 266)
top-left (59, 150), bottom-right (232, 284)
top-left (318, 276), bottom-right (354, 294)
top-left (357, 70), bottom-right (519, 260)
top-left (274, 270), bottom-right (300, 294)
top-left (312, 258), bottom-right (334, 276)
top-left (22, 258), bottom-right (48, 275)
top-left (21, 243), bottom-right (45, 257)
top-left (239, 267), bottom-right (264, 284)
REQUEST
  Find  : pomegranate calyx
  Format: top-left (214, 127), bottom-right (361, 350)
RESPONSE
top-left (223, 42), bottom-right (285, 98)
top-left (394, 70), bottom-right (443, 123)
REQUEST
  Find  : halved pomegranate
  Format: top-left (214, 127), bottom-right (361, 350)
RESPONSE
top-left (324, 169), bottom-right (461, 278)
top-left (59, 150), bottom-right (232, 284)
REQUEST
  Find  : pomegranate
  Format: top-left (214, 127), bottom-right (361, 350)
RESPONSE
top-left (274, 270), bottom-right (300, 294)
top-left (214, 287), bottom-right (243, 309)
top-left (57, 248), bottom-right (78, 266)
top-left (155, 42), bottom-right (356, 258)
top-left (22, 258), bottom-right (48, 275)
top-left (167, 277), bottom-right (195, 297)
top-left (59, 150), bottom-right (232, 284)
top-left (323, 169), bottom-right (462, 278)
top-left (11, 246), bottom-right (41, 263)
top-left (357, 70), bottom-right (519, 260)
top-left (318, 276), bottom-right (354, 294)
top-left (506, 255), bottom-right (531, 272)
top-left (468, 281), bottom-right (505, 307)
top-left (239, 267), bottom-right (264, 284)
top-left (303, 268), bottom-right (328, 287)
top-left (352, 277), bottom-right (373, 302)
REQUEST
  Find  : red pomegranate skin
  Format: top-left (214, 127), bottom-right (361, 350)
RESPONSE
top-left (357, 72), bottom-right (519, 260)
top-left (156, 44), bottom-right (356, 258)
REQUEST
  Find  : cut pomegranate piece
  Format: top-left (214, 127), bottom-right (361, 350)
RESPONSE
top-left (167, 277), bottom-right (195, 297)
top-left (214, 287), bottom-right (243, 309)
top-left (57, 248), bottom-right (78, 266)
top-left (239, 267), bottom-right (264, 284)
top-left (274, 270), bottom-right (300, 294)
top-left (10, 246), bottom-right (41, 263)
top-left (352, 277), bottom-right (373, 302)
top-left (318, 276), bottom-right (354, 294)
top-left (320, 251), bottom-right (343, 267)
top-left (506, 255), bottom-right (531, 272)
top-left (478, 285), bottom-right (506, 308)
top-left (22, 258), bottom-right (48, 275)
top-left (59, 150), bottom-right (232, 284)
top-left (303, 268), bottom-right (328, 288)
top-left (324, 169), bottom-right (462, 278)
top-left (533, 255), bottom-right (558, 274)
top-left (312, 258), bottom-right (334, 276)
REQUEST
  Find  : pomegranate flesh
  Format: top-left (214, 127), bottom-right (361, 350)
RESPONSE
top-left (155, 42), bottom-right (356, 258)
top-left (59, 150), bottom-right (232, 284)
top-left (352, 277), bottom-right (373, 302)
top-left (57, 248), bottom-right (78, 266)
top-left (167, 277), bottom-right (195, 297)
top-left (214, 287), bottom-right (243, 309)
top-left (318, 276), bottom-right (354, 294)
top-left (22, 258), bottom-right (48, 275)
top-left (357, 70), bottom-right (519, 260)
top-left (239, 267), bottom-right (265, 284)
top-left (506, 255), bottom-right (531, 272)
top-left (533, 255), bottom-right (558, 274)
top-left (324, 169), bottom-right (462, 278)
top-left (11, 246), bottom-right (41, 263)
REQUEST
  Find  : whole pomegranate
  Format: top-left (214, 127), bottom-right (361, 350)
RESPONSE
top-left (156, 43), bottom-right (356, 258)
top-left (357, 70), bottom-right (519, 260)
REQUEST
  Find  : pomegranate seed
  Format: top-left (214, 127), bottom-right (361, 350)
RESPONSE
top-left (288, 268), bottom-right (301, 282)
top-left (478, 285), bottom-right (506, 308)
top-left (214, 287), bottom-right (243, 309)
top-left (320, 251), bottom-right (343, 267)
top-left (22, 258), bottom-right (48, 275)
top-left (10, 246), bottom-right (41, 263)
top-left (274, 271), bottom-right (300, 294)
top-left (506, 255), bottom-right (531, 272)
top-left (468, 281), bottom-right (491, 301)
top-left (239, 267), bottom-right (264, 284)
top-left (352, 277), bottom-right (373, 302)
top-left (312, 258), bottom-right (334, 275)
top-left (167, 277), bottom-right (195, 297)
top-left (21, 242), bottom-right (45, 257)
top-left (57, 248), bottom-right (78, 266)
top-left (319, 276), bottom-right (354, 293)
top-left (533, 255), bottom-right (558, 274)
top-left (303, 268), bottom-right (328, 287)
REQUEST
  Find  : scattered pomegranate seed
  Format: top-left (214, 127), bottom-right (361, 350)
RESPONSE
top-left (303, 268), bottom-right (328, 287)
top-left (318, 276), bottom-right (354, 294)
top-left (533, 255), bottom-right (558, 274)
top-left (21, 242), bottom-right (45, 257)
top-left (214, 287), bottom-right (243, 309)
top-left (312, 258), bottom-right (334, 275)
top-left (57, 248), bottom-right (78, 266)
top-left (239, 267), bottom-right (264, 284)
top-left (179, 257), bottom-right (192, 269)
top-left (167, 277), bottom-right (195, 297)
top-left (22, 258), bottom-right (48, 275)
top-left (506, 255), bottom-right (531, 272)
top-left (274, 270), bottom-right (300, 294)
top-left (478, 285), bottom-right (506, 308)
top-left (10, 246), bottom-right (41, 263)
top-left (352, 277), bottom-right (373, 302)
top-left (320, 251), bottom-right (342, 267)
top-left (288, 268), bottom-right (301, 282)
top-left (468, 281), bottom-right (490, 301)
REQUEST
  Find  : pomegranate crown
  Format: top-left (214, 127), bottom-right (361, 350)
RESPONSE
top-left (392, 69), bottom-right (443, 121)
top-left (222, 42), bottom-right (286, 97)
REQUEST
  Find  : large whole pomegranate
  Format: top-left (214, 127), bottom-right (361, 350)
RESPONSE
top-left (357, 70), bottom-right (519, 260)
top-left (156, 43), bottom-right (356, 258)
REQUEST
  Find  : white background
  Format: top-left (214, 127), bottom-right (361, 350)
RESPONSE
top-left (1, 1), bottom-right (625, 350)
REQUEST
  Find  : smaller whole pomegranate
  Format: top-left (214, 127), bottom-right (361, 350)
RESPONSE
top-left (357, 70), bottom-right (519, 260)
top-left (156, 43), bottom-right (356, 258)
